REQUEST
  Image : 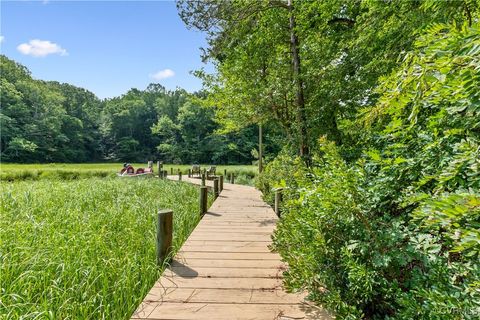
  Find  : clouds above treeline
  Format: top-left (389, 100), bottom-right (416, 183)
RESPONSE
top-left (17, 39), bottom-right (67, 57)
top-left (150, 69), bottom-right (175, 80)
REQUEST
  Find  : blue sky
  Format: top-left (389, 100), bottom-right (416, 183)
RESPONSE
top-left (0, 0), bottom-right (212, 99)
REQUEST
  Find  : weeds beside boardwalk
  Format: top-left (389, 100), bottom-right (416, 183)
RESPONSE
top-left (0, 177), bottom-right (210, 319)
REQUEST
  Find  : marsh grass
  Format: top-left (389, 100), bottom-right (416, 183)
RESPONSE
top-left (0, 178), bottom-right (210, 319)
top-left (0, 163), bottom-right (258, 185)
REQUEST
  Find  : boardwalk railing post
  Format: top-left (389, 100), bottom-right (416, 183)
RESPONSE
top-left (230, 173), bottom-right (235, 184)
top-left (178, 171), bottom-right (182, 181)
top-left (157, 161), bottom-right (163, 178)
top-left (275, 188), bottom-right (283, 217)
top-left (219, 175), bottom-right (224, 192)
top-left (156, 209), bottom-right (173, 265)
top-left (213, 178), bottom-right (219, 199)
top-left (199, 186), bottom-right (208, 215)
top-left (188, 169), bottom-right (191, 178)
top-left (201, 173), bottom-right (206, 186)
top-left (224, 169), bottom-right (227, 177)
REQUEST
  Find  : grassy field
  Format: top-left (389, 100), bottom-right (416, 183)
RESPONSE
top-left (0, 177), bottom-right (212, 319)
top-left (0, 163), bottom-right (258, 185)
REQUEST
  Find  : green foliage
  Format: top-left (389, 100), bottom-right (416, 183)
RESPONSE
top-left (178, 0), bottom-right (477, 157)
top-left (259, 20), bottom-right (480, 319)
top-left (1, 56), bottom-right (276, 164)
top-left (256, 146), bottom-right (306, 205)
top-left (0, 178), bottom-right (210, 319)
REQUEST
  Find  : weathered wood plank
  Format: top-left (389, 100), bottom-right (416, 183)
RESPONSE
top-left (163, 266), bottom-right (285, 278)
top-left (181, 244), bottom-right (272, 253)
top-left (155, 276), bottom-right (283, 290)
top-left (184, 240), bottom-right (272, 247)
top-left (142, 287), bottom-right (305, 304)
top-left (186, 234), bottom-right (273, 241)
top-left (133, 302), bottom-right (331, 320)
top-left (177, 251), bottom-right (280, 260)
top-left (171, 259), bottom-right (282, 269)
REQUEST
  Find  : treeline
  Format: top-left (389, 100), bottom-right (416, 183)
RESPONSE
top-left (178, 0), bottom-right (479, 319)
top-left (0, 55), bottom-right (279, 164)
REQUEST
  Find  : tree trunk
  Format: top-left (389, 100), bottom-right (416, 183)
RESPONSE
top-left (258, 123), bottom-right (263, 173)
top-left (287, 0), bottom-right (309, 161)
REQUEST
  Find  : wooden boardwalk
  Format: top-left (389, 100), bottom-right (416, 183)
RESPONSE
top-left (131, 177), bottom-right (331, 320)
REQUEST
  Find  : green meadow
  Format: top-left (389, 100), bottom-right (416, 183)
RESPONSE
top-left (0, 177), bottom-right (213, 319)
top-left (0, 163), bottom-right (258, 185)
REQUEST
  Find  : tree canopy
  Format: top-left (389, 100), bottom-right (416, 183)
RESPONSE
top-left (177, 0), bottom-right (480, 318)
top-left (0, 55), bottom-right (279, 164)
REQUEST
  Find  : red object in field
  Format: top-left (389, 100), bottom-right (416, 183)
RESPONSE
top-left (120, 165), bottom-right (135, 175)
top-left (118, 163), bottom-right (153, 177)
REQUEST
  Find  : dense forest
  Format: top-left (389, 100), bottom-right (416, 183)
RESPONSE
top-left (0, 55), bottom-right (280, 164)
top-left (177, 0), bottom-right (480, 319)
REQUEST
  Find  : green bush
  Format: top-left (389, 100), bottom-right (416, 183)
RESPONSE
top-left (263, 22), bottom-right (480, 319)
top-left (256, 147), bottom-right (307, 205)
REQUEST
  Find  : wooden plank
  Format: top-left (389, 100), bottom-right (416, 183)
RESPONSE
top-left (155, 276), bottom-right (283, 290)
top-left (189, 230), bottom-right (273, 236)
top-left (186, 234), bottom-right (273, 241)
top-left (163, 266), bottom-right (285, 278)
top-left (184, 240), bottom-right (272, 247)
top-left (193, 225), bottom-right (275, 230)
top-left (133, 302), bottom-right (331, 320)
top-left (181, 244), bottom-right (272, 253)
top-left (177, 252), bottom-right (280, 260)
top-left (142, 287), bottom-right (305, 304)
top-left (170, 259), bottom-right (281, 269)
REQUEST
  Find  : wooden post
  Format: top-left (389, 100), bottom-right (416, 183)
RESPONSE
top-left (224, 169), bottom-right (227, 177)
top-left (156, 209), bottom-right (173, 265)
top-left (275, 188), bottom-right (283, 217)
top-left (230, 173), bottom-right (235, 184)
top-left (219, 175), bottom-right (224, 192)
top-left (157, 161), bottom-right (162, 178)
top-left (201, 173), bottom-right (206, 186)
top-left (170, 168), bottom-right (173, 175)
top-left (199, 186), bottom-right (208, 215)
top-left (178, 171), bottom-right (182, 181)
top-left (213, 178), bottom-right (219, 199)
top-left (188, 169), bottom-right (191, 178)
top-left (163, 170), bottom-right (168, 179)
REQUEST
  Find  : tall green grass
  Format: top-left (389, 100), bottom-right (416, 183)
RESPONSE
top-left (0, 178), bottom-right (209, 319)
top-left (0, 163), bottom-right (258, 185)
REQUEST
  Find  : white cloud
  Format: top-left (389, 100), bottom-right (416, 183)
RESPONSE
top-left (17, 39), bottom-right (67, 57)
top-left (150, 69), bottom-right (175, 80)
top-left (0, 36), bottom-right (4, 43)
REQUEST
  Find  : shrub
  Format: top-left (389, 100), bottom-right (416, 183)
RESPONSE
top-left (264, 22), bottom-right (480, 319)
